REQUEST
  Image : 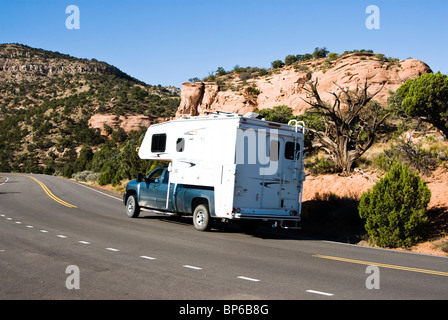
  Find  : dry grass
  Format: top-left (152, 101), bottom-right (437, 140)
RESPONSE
top-left (357, 141), bottom-right (392, 169)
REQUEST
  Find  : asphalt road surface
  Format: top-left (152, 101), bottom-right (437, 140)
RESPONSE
top-left (1, 173), bottom-right (447, 301)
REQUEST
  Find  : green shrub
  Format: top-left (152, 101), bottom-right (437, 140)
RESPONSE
top-left (374, 139), bottom-right (438, 175)
top-left (297, 64), bottom-right (309, 73)
top-left (258, 68), bottom-right (268, 77)
top-left (271, 60), bottom-right (284, 69)
top-left (257, 105), bottom-right (293, 123)
top-left (358, 162), bottom-right (431, 248)
top-left (327, 52), bottom-right (339, 61)
top-left (61, 164), bottom-right (74, 178)
top-left (312, 47), bottom-right (329, 59)
top-left (98, 166), bottom-right (115, 186)
top-left (285, 54), bottom-right (298, 66)
top-left (72, 170), bottom-right (99, 182)
top-left (306, 155), bottom-right (335, 175)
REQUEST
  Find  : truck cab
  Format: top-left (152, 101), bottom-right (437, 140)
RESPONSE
top-left (123, 166), bottom-right (170, 215)
top-left (138, 167), bottom-right (170, 210)
top-left (123, 165), bottom-right (216, 231)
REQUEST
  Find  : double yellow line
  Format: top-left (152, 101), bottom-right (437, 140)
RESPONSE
top-left (314, 254), bottom-right (448, 277)
top-left (26, 175), bottom-right (77, 208)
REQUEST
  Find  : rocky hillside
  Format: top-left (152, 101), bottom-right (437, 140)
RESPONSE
top-left (176, 52), bottom-right (432, 117)
top-left (0, 43), bottom-right (136, 82)
top-left (0, 43), bottom-right (180, 172)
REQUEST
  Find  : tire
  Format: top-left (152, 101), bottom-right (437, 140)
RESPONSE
top-left (126, 194), bottom-right (140, 218)
top-left (192, 204), bottom-right (211, 231)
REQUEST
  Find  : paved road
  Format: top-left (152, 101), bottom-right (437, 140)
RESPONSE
top-left (1, 173), bottom-right (447, 301)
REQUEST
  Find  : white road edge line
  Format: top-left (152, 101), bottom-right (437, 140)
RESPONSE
top-left (237, 276), bottom-right (260, 282)
top-left (320, 240), bottom-right (448, 259)
top-left (140, 255), bottom-right (156, 260)
top-left (183, 265), bottom-right (203, 270)
top-left (0, 177), bottom-right (9, 186)
top-left (306, 289), bottom-right (334, 297)
top-left (69, 180), bottom-right (122, 201)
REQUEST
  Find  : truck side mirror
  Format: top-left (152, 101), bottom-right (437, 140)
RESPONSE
top-left (136, 173), bottom-right (143, 183)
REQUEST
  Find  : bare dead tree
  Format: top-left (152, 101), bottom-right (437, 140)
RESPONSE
top-left (303, 78), bottom-right (390, 174)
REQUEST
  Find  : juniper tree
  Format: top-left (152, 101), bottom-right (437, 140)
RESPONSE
top-left (390, 72), bottom-right (448, 139)
top-left (302, 78), bottom-right (390, 174)
top-left (358, 162), bottom-right (431, 248)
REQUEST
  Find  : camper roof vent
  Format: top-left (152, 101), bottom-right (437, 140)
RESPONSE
top-left (204, 111), bottom-right (241, 117)
top-left (244, 112), bottom-right (264, 120)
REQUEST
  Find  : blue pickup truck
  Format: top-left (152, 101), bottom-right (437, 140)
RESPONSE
top-left (123, 166), bottom-right (215, 231)
top-left (124, 112), bottom-right (306, 232)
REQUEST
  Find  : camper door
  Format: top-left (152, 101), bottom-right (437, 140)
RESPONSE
top-left (234, 129), bottom-right (283, 209)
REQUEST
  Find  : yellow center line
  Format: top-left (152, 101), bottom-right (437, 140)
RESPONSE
top-left (25, 175), bottom-right (77, 208)
top-left (313, 254), bottom-right (448, 277)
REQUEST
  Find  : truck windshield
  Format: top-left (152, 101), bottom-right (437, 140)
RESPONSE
top-left (148, 168), bottom-right (164, 182)
top-left (147, 167), bottom-right (169, 183)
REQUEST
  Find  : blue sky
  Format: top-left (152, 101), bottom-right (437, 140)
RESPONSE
top-left (1, 0), bottom-right (447, 88)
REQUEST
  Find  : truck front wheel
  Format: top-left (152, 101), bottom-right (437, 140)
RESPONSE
top-left (126, 194), bottom-right (140, 218)
top-left (193, 204), bottom-right (211, 231)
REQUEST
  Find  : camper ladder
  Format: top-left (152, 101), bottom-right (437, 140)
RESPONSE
top-left (287, 119), bottom-right (306, 180)
top-left (287, 119), bottom-right (305, 134)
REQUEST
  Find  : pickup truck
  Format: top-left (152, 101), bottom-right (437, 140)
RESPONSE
top-left (123, 166), bottom-right (215, 231)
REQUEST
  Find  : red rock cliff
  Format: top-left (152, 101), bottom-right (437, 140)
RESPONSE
top-left (176, 53), bottom-right (432, 117)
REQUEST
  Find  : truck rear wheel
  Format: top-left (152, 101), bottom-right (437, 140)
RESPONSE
top-left (193, 204), bottom-right (211, 231)
top-left (126, 194), bottom-right (140, 218)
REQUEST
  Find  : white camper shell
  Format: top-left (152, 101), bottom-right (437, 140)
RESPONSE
top-left (138, 112), bottom-right (306, 228)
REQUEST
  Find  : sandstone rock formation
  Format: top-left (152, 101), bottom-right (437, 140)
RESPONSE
top-left (176, 53), bottom-right (432, 117)
top-left (88, 114), bottom-right (153, 135)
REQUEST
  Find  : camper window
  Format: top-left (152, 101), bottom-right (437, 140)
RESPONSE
top-left (151, 134), bottom-right (167, 152)
top-left (285, 142), bottom-right (300, 160)
top-left (176, 138), bottom-right (185, 152)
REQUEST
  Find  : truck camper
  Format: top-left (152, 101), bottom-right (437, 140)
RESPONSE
top-left (123, 112), bottom-right (306, 231)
